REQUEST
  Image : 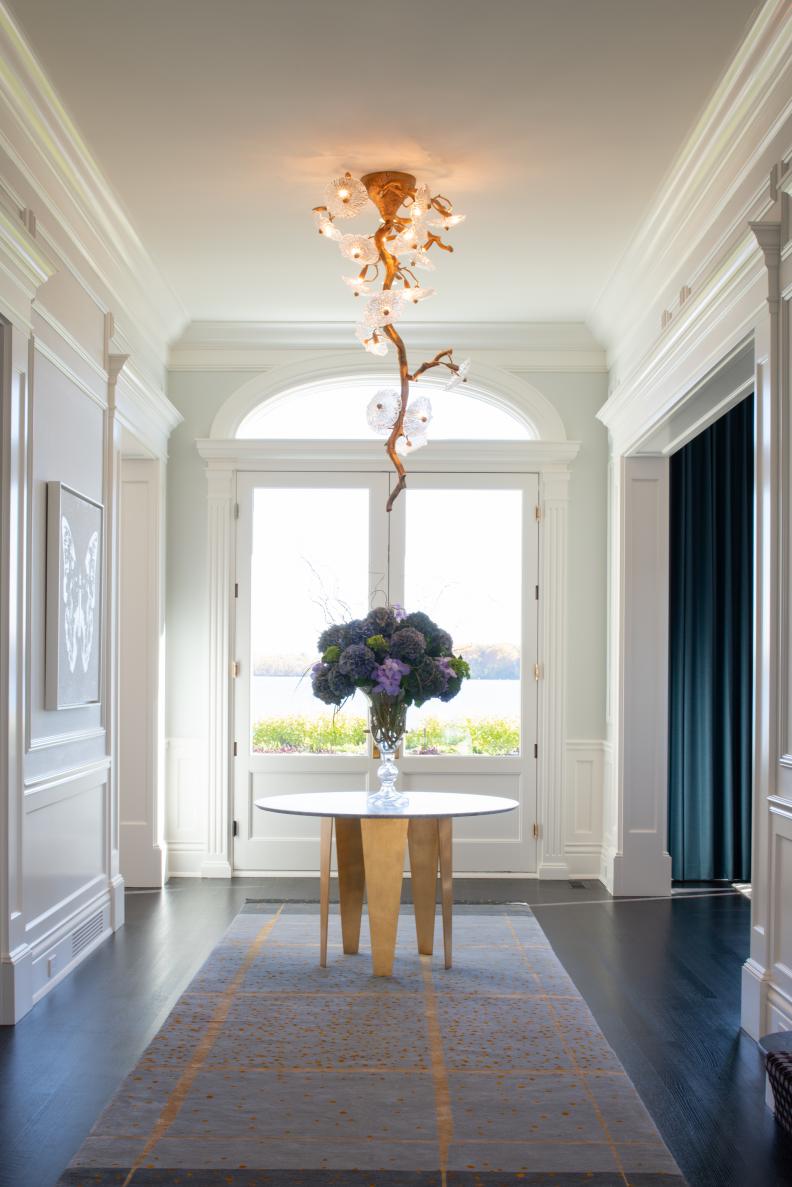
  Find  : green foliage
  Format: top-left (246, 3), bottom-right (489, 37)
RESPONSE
top-left (366, 634), bottom-right (388, 653)
top-left (252, 715), bottom-right (367, 755)
top-left (405, 715), bottom-right (519, 756)
top-left (251, 713), bottom-right (519, 756)
top-left (322, 645), bottom-right (341, 663)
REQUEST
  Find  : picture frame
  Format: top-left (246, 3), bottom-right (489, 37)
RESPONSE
top-left (45, 481), bottom-right (104, 710)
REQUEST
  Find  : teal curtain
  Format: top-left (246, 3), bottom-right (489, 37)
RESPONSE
top-left (668, 395), bottom-right (753, 882)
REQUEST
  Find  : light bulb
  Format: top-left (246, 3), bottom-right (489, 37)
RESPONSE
top-left (340, 234), bottom-right (379, 265)
top-left (325, 174), bottom-right (368, 220)
top-left (314, 211), bottom-right (342, 241)
top-left (363, 290), bottom-right (405, 327)
top-left (402, 286), bottom-right (436, 305)
top-left (441, 213), bottom-right (466, 230)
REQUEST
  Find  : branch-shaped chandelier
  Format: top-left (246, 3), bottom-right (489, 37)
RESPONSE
top-left (312, 170), bottom-right (469, 511)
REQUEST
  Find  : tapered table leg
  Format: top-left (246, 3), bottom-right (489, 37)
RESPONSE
top-left (319, 816), bottom-right (333, 968)
top-left (438, 817), bottom-right (453, 969)
top-left (335, 817), bottom-right (365, 954)
top-left (408, 818), bottom-right (439, 955)
top-left (360, 818), bottom-right (409, 976)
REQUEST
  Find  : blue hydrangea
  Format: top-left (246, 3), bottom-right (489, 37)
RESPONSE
top-left (389, 627), bottom-right (426, 663)
top-left (337, 643), bottom-right (377, 682)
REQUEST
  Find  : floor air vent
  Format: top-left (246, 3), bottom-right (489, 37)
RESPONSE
top-left (72, 911), bottom-right (103, 958)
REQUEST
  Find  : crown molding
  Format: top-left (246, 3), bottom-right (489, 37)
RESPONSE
top-left (590, 0), bottom-right (792, 383)
top-left (0, 3), bottom-right (187, 380)
top-left (168, 320), bottom-right (607, 373)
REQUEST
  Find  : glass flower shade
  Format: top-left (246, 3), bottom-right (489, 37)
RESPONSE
top-left (363, 290), bottom-right (404, 328)
top-left (340, 235), bottom-right (379, 265)
top-left (355, 324), bottom-right (389, 356)
top-left (395, 429), bottom-right (428, 455)
top-left (429, 210), bottom-right (466, 230)
top-left (410, 182), bottom-right (432, 218)
top-left (409, 249), bottom-right (436, 272)
top-left (389, 221), bottom-right (428, 255)
top-left (404, 394), bottom-right (432, 436)
top-left (313, 211), bottom-right (342, 241)
top-left (402, 286), bottom-right (436, 305)
top-left (444, 358), bottom-right (471, 389)
top-left (325, 174), bottom-right (368, 220)
top-left (366, 390), bottom-right (401, 435)
top-left (342, 275), bottom-right (371, 296)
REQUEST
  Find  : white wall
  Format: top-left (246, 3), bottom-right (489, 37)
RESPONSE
top-left (164, 357), bottom-right (609, 877)
top-left (594, 0), bottom-right (792, 1037)
top-left (0, 7), bottom-right (183, 1021)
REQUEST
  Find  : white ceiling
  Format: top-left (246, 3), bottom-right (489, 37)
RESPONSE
top-left (8, 0), bottom-right (760, 327)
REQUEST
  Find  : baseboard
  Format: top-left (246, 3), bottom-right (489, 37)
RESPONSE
top-left (200, 857), bottom-right (233, 879)
top-left (2, 887), bottom-right (114, 1024)
top-left (167, 842), bottom-right (206, 877)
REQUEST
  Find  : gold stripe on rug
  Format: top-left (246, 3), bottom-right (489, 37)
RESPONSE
top-left (121, 906), bottom-right (284, 1187)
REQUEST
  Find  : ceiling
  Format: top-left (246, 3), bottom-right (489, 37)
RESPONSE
top-left (8, 0), bottom-right (760, 327)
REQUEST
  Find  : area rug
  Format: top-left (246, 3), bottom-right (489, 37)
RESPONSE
top-left (57, 904), bottom-right (687, 1186)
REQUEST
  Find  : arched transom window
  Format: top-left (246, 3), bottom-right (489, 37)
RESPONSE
top-left (236, 380), bottom-right (535, 440)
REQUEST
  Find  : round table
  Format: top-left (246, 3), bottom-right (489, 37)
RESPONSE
top-left (255, 791), bottom-right (518, 976)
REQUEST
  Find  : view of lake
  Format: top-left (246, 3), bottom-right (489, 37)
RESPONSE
top-left (252, 674), bottom-right (520, 725)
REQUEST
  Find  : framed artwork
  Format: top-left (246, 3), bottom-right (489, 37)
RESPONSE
top-left (45, 481), bottom-right (103, 710)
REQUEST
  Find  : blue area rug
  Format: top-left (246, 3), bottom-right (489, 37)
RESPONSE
top-left (57, 905), bottom-right (687, 1186)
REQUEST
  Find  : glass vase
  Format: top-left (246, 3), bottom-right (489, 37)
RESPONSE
top-left (367, 694), bottom-right (408, 810)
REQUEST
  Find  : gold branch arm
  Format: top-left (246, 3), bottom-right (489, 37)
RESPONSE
top-left (409, 349), bottom-right (455, 381)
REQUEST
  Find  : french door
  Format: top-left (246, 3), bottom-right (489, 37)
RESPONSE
top-left (233, 469), bottom-right (539, 873)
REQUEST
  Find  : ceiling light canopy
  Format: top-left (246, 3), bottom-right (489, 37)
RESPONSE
top-left (312, 170), bottom-right (468, 510)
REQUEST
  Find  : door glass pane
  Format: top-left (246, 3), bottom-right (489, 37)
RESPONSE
top-left (403, 488), bottom-right (522, 756)
top-left (250, 487), bottom-right (370, 754)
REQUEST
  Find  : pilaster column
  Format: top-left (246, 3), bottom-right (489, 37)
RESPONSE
top-left (741, 219), bottom-right (782, 1037)
top-left (105, 351), bottom-right (127, 926)
top-left (537, 469), bottom-right (570, 878)
top-left (605, 455), bottom-right (673, 897)
top-left (203, 466), bottom-right (235, 878)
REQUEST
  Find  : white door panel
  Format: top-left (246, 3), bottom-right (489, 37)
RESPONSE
top-left (234, 469), bottom-right (539, 874)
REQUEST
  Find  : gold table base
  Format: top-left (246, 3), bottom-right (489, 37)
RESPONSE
top-left (319, 816), bottom-right (453, 976)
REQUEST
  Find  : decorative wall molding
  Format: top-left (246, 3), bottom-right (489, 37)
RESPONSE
top-left (591, 0), bottom-right (792, 384)
top-left (203, 471), bottom-right (235, 879)
top-left (169, 321), bottom-right (607, 373)
top-left (537, 471), bottom-right (570, 879)
top-left (564, 740), bottom-right (605, 878)
top-left (0, 202), bottom-right (55, 329)
top-left (0, 5), bottom-right (187, 385)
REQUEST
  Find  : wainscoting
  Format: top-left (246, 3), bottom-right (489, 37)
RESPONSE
top-left (166, 737), bottom-right (607, 879)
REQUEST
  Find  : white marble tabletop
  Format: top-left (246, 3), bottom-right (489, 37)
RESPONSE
top-left (255, 790), bottom-right (519, 820)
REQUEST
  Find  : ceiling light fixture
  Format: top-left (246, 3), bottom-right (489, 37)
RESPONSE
top-left (312, 170), bottom-right (468, 510)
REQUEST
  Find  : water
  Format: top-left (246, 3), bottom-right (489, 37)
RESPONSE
top-left (252, 674), bottom-right (519, 724)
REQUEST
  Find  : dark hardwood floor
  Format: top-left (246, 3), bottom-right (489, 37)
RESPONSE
top-left (0, 877), bottom-right (789, 1187)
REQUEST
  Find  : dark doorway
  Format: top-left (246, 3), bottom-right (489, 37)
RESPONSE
top-left (668, 394), bottom-right (754, 881)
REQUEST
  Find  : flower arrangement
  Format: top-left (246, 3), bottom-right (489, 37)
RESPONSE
top-left (310, 604), bottom-right (470, 804)
top-left (310, 604), bottom-right (470, 710)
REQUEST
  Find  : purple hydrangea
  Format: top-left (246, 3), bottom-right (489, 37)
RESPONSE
top-left (311, 662), bottom-right (338, 705)
top-left (391, 603), bottom-right (408, 622)
top-left (426, 628), bottom-right (453, 657)
top-left (337, 643), bottom-right (377, 681)
top-left (327, 666), bottom-right (355, 700)
top-left (435, 656), bottom-right (455, 687)
top-left (372, 656), bottom-right (410, 696)
top-left (317, 624), bottom-right (347, 653)
top-left (389, 627), bottom-right (426, 663)
top-left (362, 606), bottom-right (397, 637)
